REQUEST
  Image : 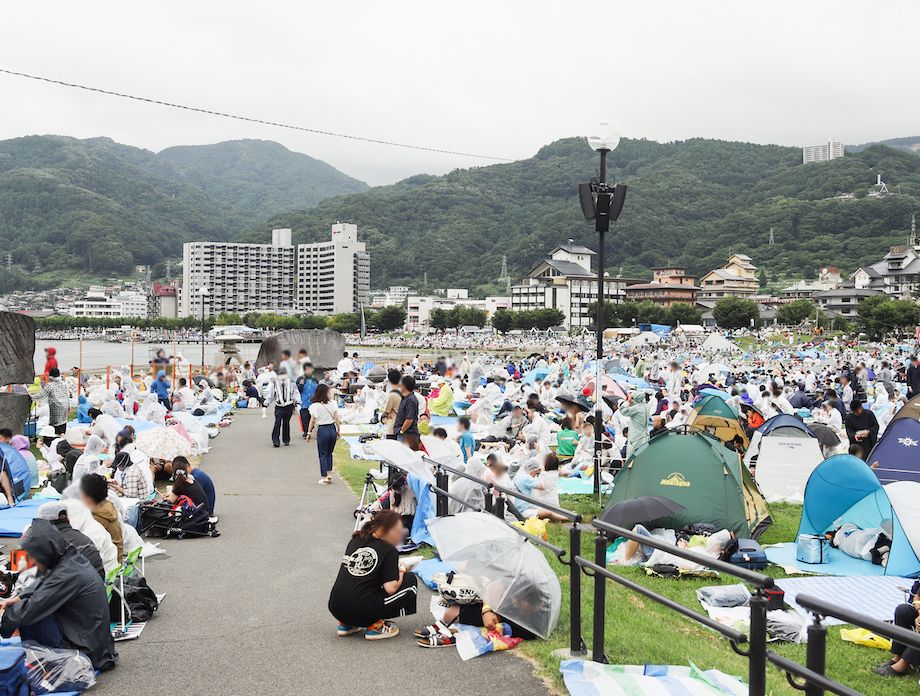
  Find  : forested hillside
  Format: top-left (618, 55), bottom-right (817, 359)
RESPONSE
top-left (242, 137), bottom-right (920, 293)
top-left (0, 136), bottom-right (366, 279)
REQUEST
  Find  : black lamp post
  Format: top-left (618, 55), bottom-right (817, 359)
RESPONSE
top-left (198, 285), bottom-right (209, 369)
top-left (580, 123), bottom-right (628, 501)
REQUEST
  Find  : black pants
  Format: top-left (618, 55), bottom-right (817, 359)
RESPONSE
top-left (53, 422), bottom-right (66, 435)
top-left (299, 407), bottom-right (311, 437)
top-left (272, 404), bottom-right (295, 445)
top-left (892, 604), bottom-right (920, 666)
top-left (381, 572), bottom-right (419, 620)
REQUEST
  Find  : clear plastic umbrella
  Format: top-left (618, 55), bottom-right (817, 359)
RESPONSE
top-left (427, 512), bottom-right (561, 639)
top-left (366, 439), bottom-right (435, 485)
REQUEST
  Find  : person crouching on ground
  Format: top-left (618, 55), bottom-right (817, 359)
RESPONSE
top-left (0, 519), bottom-right (117, 671)
top-left (328, 510), bottom-right (418, 640)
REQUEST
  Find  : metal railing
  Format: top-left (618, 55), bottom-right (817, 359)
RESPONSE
top-left (367, 451), bottom-right (920, 695)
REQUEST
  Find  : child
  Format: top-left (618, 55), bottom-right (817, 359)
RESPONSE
top-left (456, 416), bottom-right (475, 463)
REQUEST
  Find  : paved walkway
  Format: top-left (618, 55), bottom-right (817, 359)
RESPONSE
top-left (94, 410), bottom-right (552, 695)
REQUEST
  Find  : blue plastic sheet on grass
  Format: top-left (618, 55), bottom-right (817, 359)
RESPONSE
top-left (764, 542), bottom-right (889, 577)
top-left (558, 477), bottom-right (613, 495)
top-left (0, 498), bottom-right (48, 537)
top-left (412, 558), bottom-right (455, 589)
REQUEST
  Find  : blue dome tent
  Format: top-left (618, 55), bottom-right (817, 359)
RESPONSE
top-left (798, 454), bottom-right (920, 577)
top-left (867, 418), bottom-right (920, 485)
top-left (757, 414), bottom-right (813, 438)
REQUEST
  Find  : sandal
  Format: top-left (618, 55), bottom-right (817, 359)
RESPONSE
top-left (417, 632), bottom-right (457, 648)
top-left (413, 621), bottom-right (455, 640)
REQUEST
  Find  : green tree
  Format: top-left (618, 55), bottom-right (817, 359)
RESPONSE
top-left (371, 305), bottom-right (407, 332)
top-left (327, 313), bottom-right (360, 333)
top-left (776, 299), bottom-right (817, 326)
top-left (491, 309), bottom-right (515, 334)
top-left (666, 302), bottom-right (703, 326)
top-left (758, 268), bottom-right (768, 288)
top-left (713, 297), bottom-right (760, 329)
top-left (429, 308), bottom-right (450, 332)
top-left (858, 296), bottom-right (920, 338)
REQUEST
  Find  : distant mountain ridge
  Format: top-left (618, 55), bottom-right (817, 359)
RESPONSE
top-left (847, 136), bottom-right (920, 155)
top-left (0, 135), bottom-right (366, 280)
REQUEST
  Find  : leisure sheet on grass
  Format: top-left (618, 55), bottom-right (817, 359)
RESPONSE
top-left (560, 660), bottom-right (746, 696)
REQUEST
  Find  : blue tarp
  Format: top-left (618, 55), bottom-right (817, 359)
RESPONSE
top-left (637, 323), bottom-right (672, 336)
top-left (407, 474), bottom-right (435, 546)
top-left (412, 558), bottom-right (455, 590)
top-left (0, 498), bottom-right (46, 537)
top-left (522, 367), bottom-right (549, 385)
top-left (869, 419), bottom-right (920, 485)
top-left (0, 443), bottom-right (32, 502)
top-left (764, 542), bottom-right (887, 577)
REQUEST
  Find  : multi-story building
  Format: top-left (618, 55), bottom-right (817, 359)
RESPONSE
top-left (510, 243), bottom-right (640, 330)
top-left (699, 254), bottom-right (759, 301)
top-left (148, 282), bottom-right (179, 319)
top-left (181, 228), bottom-right (296, 317)
top-left (406, 294), bottom-right (510, 331)
top-left (851, 216), bottom-right (920, 299)
top-left (802, 140), bottom-right (845, 164)
top-left (624, 266), bottom-right (699, 306)
top-left (778, 267), bottom-right (843, 299)
top-left (68, 288), bottom-right (149, 318)
top-left (297, 223), bottom-right (370, 315)
top-left (813, 286), bottom-right (882, 318)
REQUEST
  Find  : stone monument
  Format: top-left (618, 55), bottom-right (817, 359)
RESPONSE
top-left (256, 329), bottom-right (346, 372)
top-left (0, 312), bottom-right (36, 432)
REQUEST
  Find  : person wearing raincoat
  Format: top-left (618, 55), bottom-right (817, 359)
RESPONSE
top-left (619, 391), bottom-right (652, 456)
top-left (151, 370), bottom-right (172, 410)
top-left (0, 519), bottom-right (117, 671)
top-left (428, 378), bottom-right (453, 418)
top-left (71, 435), bottom-right (106, 485)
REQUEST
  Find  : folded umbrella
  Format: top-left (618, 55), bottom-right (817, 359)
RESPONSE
top-left (602, 495), bottom-right (686, 529)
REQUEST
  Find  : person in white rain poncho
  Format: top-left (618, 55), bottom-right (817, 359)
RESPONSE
top-left (71, 435), bottom-right (107, 485)
top-left (255, 366), bottom-right (275, 419)
top-left (136, 392), bottom-right (167, 425)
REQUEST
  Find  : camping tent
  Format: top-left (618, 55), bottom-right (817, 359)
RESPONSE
top-left (744, 415), bottom-right (824, 503)
top-left (606, 431), bottom-right (771, 538)
top-left (686, 395), bottom-right (749, 450)
top-left (625, 331), bottom-right (660, 348)
top-left (701, 333), bottom-right (741, 353)
top-left (867, 418), bottom-right (920, 484)
top-left (891, 394), bottom-right (920, 423)
top-left (798, 455), bottom-right (920, 577)
top-left (0, 443), bottom-right (31, 502)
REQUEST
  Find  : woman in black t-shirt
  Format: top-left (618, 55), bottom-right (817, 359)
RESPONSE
top-left (328, 510), bottom-right (418, 640)
top-left (167, 459), bottom-right (210, 511)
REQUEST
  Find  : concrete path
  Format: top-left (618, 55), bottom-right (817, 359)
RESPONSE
top-left (93, 410), bottom-right (552, 696)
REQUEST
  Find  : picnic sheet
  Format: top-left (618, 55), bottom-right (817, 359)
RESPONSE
top-left (765, 542), bottom-right (887, 577)
top-left (558, 477), bottom-right (613, 495)
top-left (0, 499), bottom-right (47, 537)
top-left (560, 659), bottom-right (747, 696)
top-left (774, 575), bottom-right (910, 626)
top-left (413, 558), bottom-right (456, 590)
top-left (344, 436), bottom-right (382, 461)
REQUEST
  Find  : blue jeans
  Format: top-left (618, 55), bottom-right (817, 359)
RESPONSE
top-left (316, 424), bottom-right (337, 477)
top-left (20, 615), bottom-right (65, 648)
top-left (633, 524), bottom-right (655, 558)
top-left (125, 502), bottom-right (140, 529)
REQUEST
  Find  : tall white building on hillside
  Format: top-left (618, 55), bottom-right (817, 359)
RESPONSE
top-left (297, 223), bottom-right (370, 315)
top-left (180, 228), bottom-right (297, 317)
top-left (802, 140), bottom-right (844, 164)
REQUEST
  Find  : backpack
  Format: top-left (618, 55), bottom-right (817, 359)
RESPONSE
top-left (110, 576), bottom-right (159, 623)
top-left (0, 647), bottom-right (30, 696)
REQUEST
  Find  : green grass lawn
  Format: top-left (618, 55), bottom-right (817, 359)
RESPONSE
top-left (334, 446), bottom-right (902, 695)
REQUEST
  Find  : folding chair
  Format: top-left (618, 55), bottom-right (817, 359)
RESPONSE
top-left (123, 546), bottom-right (144, 578)
top-left (105, 564), bottom-right (129, 638)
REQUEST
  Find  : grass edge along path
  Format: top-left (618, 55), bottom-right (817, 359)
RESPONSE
top-left (334, 445), bottom-right (903, 695)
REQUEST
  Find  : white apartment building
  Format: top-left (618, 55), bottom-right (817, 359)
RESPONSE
top-left (69, 288), bottom-right (149, 318)
top-left (802, 140), bottom-right (845, 164)
top-left (180, 229), bottom-right (297, 317)
top-left (510, 244), bottom-right (636, 330)
top-left (406, 294), bottom-right (510, 331)
top-left (297, 223), bottom-right (370, 315)
top-left (369, 285), bottom-right (410, 308)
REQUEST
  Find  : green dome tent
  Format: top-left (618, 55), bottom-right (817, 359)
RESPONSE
top-left (606, 430), bottom-right (771, 538)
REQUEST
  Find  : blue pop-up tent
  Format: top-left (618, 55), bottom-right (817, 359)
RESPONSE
top-left (799, 454), bottom-right (920, 577)
top-left (0, 443), bottom-right (32, 503)
top-left (868, 419), bottom-right (920, 485)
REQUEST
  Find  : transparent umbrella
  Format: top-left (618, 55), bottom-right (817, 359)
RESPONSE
top-left (366, 439), bottom-right (435, 485)
top-left (427, 512), bottom-right (561, 639)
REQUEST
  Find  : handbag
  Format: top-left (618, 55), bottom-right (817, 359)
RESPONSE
top-left (796, 534), bottom-right (829, 564)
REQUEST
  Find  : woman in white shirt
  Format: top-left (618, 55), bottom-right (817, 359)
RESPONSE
top-left (305, 384), bottom-right (341, 485)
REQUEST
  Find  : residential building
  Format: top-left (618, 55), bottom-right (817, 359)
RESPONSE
top-left (148, 282), bottom-right (179, 319)
top-left (297, 223), bottom-right (370, 315)
top-left (624, 266), bottom-right (699, 306)
top-left (68, 287), bottom-right (148, 318)
top-left (181, 228), bottom-right (296, 317)
top-left (510, 243), bottom-right (640, 329)
top-left (406, 294), bottom-right (510, 331)
top-left (851, 216), bottom-right (920, 299)
top-left (813, 285), bottom-right (882, 318)
top-left (778, 267), bottom-right (843, 299)
top-left (699, 254), bottom-right (759, 301)
top-left (802, 140), bottom-right (845, 164)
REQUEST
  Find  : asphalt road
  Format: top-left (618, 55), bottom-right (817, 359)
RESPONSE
top-left (93, 409), bottom-right (552, 696)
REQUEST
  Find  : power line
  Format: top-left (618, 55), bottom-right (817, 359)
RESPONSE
top-left (0, 67), bottom-right (515, 162)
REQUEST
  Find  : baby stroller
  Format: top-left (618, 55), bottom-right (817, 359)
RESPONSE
top-left (138, 497), bottom-right (219, 539)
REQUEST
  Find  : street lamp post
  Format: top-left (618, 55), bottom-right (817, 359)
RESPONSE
top-left (198, 286), bottom-right (209, 369)
top-left (581, 122), bottom-right (628, 501)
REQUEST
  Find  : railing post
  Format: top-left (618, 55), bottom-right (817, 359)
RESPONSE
top-left (748, 589), bottom-right (768, 696)
top-left (493, 494), bottom-right (505, 519)
top-left (805, 614), bottom-right (827, 696)
top-left (567, 523), bottom-right (586, 656)
top-left (435, 467), bottom-right (449, 517)
top-left (484, 489), bottom-right (494, 514)
top-left (591, 532), bottom-right (607, 662)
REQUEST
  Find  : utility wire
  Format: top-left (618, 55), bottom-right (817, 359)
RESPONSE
top-left (0, 67), bottom-right (515, 162)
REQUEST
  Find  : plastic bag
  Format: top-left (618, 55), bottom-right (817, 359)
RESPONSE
top-left (22, 641), bottom-right (96, 694)
top-left (840, 628), bottom-right (892, 651)
top-left (513, 518), bottom-right (548, 541)
top-left (696, 583), bottom-right (751, 608)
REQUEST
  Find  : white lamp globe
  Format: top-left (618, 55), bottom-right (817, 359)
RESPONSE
top-left (198, 285), bottom-right (209, 295)
top-left (586, 122), bottom-right (621, 152)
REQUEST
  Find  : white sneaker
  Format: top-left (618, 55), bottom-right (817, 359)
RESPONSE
top-left (261, 409), bottom-right (267, 419)
top-left (318, 478), bottom-right (330, 485)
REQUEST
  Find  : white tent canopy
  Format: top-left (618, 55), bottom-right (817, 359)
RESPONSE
top-left (745, 432), bottom-right (825, 503)
top-left (701, 333), bottom-right (742, 353)
top-left (673, 324), bottom-right (705, 335)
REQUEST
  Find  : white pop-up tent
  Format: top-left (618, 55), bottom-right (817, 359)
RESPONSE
top-left (701, 333), bottom-right (742, 353)
top-left (745, 416), bottom-right (825, 503)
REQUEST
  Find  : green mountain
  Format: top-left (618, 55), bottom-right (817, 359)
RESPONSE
top-left (0, 135), bottom-right (366, 280)
top-left (847, 136), bottom-right (920, 155)
top-left (241, 137), bottom-right (920, 293)
top-left (159, 139), bottom-right (368, 219)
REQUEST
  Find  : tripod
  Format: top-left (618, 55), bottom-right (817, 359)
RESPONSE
top-left (354, 469), bottom-right (388, 532)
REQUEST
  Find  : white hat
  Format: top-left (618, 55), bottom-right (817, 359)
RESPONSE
top-left (38, 425), bottom-right (57, 438)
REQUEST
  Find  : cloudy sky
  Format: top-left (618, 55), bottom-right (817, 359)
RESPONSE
top-left (2, 0), bottom-right (917, 185)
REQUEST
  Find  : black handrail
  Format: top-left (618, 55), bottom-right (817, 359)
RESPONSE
top-left (765, 652), bottom-right (862, 696)
top-left (797, 593), bottom-right (920, 651)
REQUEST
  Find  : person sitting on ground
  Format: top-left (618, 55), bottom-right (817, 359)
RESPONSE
top-left (845, 399), bottom-right (879, 456)
top-left (482, 452), bottom-right (511, 488)
top-left (188, 461), bottom-right (216, 514)
top-left (0, 447), bottom-right (21, 509)
top-left (35, 502), bottom-right (105, 579)
top-left (72, 435), bottom-right (107, 484)
top-left (107, 445), bottom-right (152, 528)
top-left (86, 408), bottom-right (121, 448)
top-left (513, 455), bottom-right (568, 522)
top-left (415, 600), bottom-right (537, 648)
top-left (79, 474), bottom-right (124, 564)
top-left (328, 510), bottom-right (418, 640)
top-left (165, 458), bottom-right (211, 513)
top-left (0, 519), bottom-right (117, 671)
top-left (875, 579), bottom-right (920, 677)
top-left (10, 434), bottom-right (39, 489)
top-left (555, 417), bottom-right (579, 460)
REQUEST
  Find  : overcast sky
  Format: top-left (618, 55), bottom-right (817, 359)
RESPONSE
top-left (2, 0), bottom-right (917, 185)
